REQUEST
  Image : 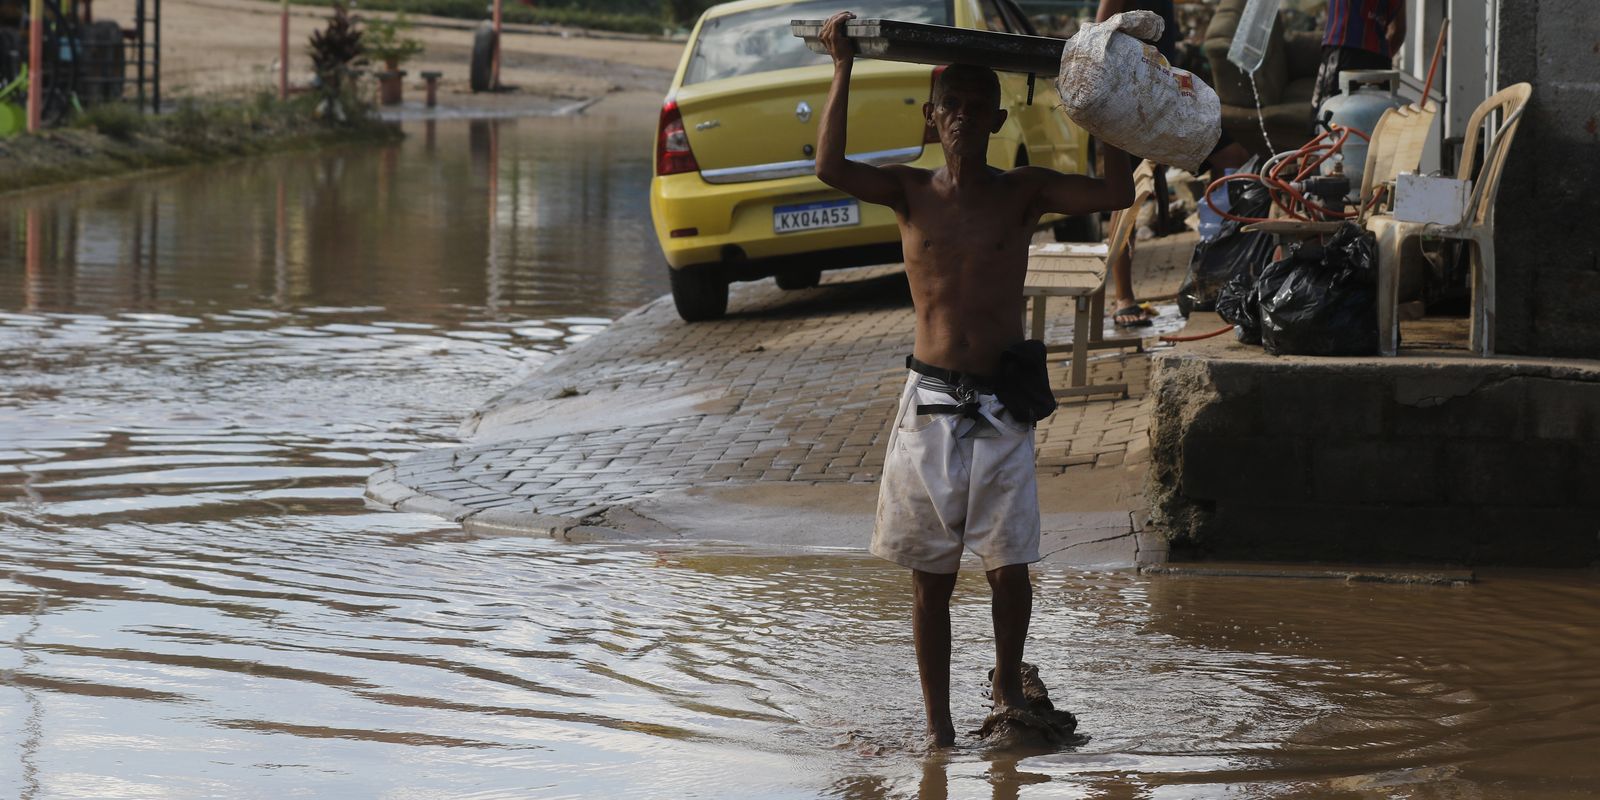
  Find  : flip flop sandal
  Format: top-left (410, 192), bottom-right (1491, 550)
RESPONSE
top-left (1113, 305), bottom-right (1154, 328)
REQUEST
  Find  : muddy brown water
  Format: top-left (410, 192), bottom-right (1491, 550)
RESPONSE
top-left (2, 117), bottom-right (1599, 799)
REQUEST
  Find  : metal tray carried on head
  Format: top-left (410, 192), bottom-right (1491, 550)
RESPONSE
top-left (790, 18), bottom-right (1064, 75)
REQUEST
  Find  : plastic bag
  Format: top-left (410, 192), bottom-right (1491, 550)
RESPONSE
top-left (1178, 225), bottom-right (1275, 316)
top-left (1221, 250), bottom-right (1296, 345)
top-left (1259, 223), bottom-right (1380, 356)
top-left (1177, 164), bottom-right (1274, 317)
top-left (1054, 11), bottom-right (1222, 172)
top-left (1215, 266), bottom-right (1262, 344)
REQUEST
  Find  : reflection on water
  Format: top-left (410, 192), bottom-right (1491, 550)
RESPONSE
top-left (3, 119), bottom-right (1600, 799)
top-left (3, 117), bottom-right (664, 318)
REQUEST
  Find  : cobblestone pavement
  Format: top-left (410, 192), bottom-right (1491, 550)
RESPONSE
top-left (367, 232), bottom-right (1198, 530)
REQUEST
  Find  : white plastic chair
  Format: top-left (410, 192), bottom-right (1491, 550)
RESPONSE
top-left (1366, 82), bottom-right (1532, 355)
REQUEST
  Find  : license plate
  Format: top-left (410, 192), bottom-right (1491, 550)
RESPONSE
top-left (773, 199), bottom-right (860, 234)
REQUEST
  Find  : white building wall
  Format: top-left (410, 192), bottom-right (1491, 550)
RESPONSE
top-left (1396, 0), bottom-right (1500, 175)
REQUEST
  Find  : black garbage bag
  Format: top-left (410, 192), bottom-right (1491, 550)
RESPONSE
top-left (1215, 266), bottom-right (1263, 344)
top-left (1227, 253), bottom-right (1299, 345)
top-left (1258, 222), bottom-right (1380, 356)
top-left (1178, 161), bottom-right (1274, 317)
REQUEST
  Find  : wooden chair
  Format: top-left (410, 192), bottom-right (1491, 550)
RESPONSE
top-left (1366, 82), bottom-right (1532, 355)
top-left (1023, 179), bottom-right (1153, 401)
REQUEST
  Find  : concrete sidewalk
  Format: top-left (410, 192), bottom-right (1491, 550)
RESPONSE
top-left (367, 233), bottom-right (1198, 568)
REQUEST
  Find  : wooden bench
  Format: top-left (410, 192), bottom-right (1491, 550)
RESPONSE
top-left (1023, 183), bottom-right (1152, 401)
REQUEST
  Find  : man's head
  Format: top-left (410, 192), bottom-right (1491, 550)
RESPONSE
top-left (924, 64), bottom-right (1007, 158)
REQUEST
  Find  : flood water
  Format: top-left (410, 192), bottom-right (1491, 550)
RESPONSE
top-left (3, 117), bottom-right (1600, 799)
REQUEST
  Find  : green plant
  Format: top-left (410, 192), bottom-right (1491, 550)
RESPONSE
top-left (166, 98), bottom-right (211, 145)
top-left (365, 12), bottom-right (425, 67)
top-left (74, 102), bottom-right (148, 141)
top-left (307, 1), bottom-right (369, 122)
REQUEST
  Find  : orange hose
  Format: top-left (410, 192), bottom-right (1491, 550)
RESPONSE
top-left (1203, 124), bottom-right (1375, 225)
top-left (1160, 325), bottom-right (1237, 343)
top-left (1420, 20), bottom-right (1449, 111)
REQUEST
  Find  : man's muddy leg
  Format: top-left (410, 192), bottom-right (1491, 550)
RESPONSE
top-left (912, 569), bottom-right (958, 746)
top-left (986, 564), bottom-right (1032, 709)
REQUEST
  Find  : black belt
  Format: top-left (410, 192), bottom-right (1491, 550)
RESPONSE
top-left (907, 355), bottom-right (991, 419)
top-left (906, 355), bottom-right (994, 392)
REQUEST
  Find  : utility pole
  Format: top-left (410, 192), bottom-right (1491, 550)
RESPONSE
top-left (492, 0), bottom-right (502, 90)
top-left (27, 0), bottom-right (42, 132)
top-left (279, 0), bottom-right (289, 100)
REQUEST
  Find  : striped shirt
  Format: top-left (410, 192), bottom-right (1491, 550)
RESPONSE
top-left (1322, 0), bottom-right (1400, 57)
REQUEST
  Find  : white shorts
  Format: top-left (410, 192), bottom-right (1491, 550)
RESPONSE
top-left (872, 371), bottom-right (1041, 574)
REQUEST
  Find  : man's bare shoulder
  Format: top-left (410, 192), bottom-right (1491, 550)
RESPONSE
top-left (880, 164), bottom-right (933, 183)
top-left (1004, 165), bottom-right (1070, 184)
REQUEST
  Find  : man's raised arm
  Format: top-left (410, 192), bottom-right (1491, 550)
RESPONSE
top-left (1024, 142), bottom-right (1135, 219)
top-left (814, 12), bottom-right (905, 210)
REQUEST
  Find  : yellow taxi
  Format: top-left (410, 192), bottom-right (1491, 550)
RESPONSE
top-left (650, 0), bottom-right (1098, 321)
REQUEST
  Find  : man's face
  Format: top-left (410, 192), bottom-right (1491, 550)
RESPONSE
top-left (924, 76), bottom-right (1007, 159)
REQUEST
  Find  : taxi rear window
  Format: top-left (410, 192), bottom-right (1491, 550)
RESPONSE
top-left (683, 0), bottom-right (953, 85)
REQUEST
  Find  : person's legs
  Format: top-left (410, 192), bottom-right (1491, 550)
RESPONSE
top-left (1152, 166), bottom-right (1174, 235)
top-left (1110, 239), bottom-right (1149, 326)
top-left (912, 568), bottom-right (959, 746)
top-left (986, 563), bottom-right (1033, 709)
top-left (1111, 153), bottom-right (1153, 326)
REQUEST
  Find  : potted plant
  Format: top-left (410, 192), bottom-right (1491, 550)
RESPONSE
top-left (308, 2), bottom-right (369, 122)
top-left (366, 12), bottom-right (424, 106)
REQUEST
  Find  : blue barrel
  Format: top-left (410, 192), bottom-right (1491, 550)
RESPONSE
top-left (1317, 70), bottom-right (1405, 198)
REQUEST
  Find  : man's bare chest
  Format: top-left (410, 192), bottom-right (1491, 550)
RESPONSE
top-left (901, 195), bottom-right (1031, 261)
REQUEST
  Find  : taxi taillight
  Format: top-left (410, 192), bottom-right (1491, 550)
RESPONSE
top-left (656, 99), bottom-right (700, 176)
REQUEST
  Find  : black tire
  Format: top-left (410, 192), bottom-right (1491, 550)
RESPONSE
top-left (470, 22), bottom-right (497, 93)
top-left (774, 268), bottom-right (821, 291)
top-left (0, 31), bottom-right (20, 83)
top-left (86, 21), bottom-right (125, 103)
top-left (1053, 213), bottom-right (1104, 243)
top-left (669, 264), bottom-right (728, 322)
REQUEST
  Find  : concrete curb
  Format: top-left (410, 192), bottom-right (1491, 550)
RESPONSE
top-left (368, 465), bottom-right (643, 541)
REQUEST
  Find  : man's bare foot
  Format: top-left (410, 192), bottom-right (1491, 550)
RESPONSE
top-left (989, 678), bottom-right (1029, 713)
top-left (1113, 299), bottom-right (1154, 328)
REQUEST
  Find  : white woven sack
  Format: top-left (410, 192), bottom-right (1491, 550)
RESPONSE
top-left (1054, 11), bottom-right (1221, 172)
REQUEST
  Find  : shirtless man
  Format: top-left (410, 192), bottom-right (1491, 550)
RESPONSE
top-left (814, 12), bottom-right (1132, 746)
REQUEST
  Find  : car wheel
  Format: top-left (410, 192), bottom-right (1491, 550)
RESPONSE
top-left (470, 22), bottom-right (497, 93)
top-left (669, 264), bottom-right (728, 322)
top-left (1053, 213), bottom-right (1104, 243)
top-left (1055, 138), bottom-right (1105, 243)
top-left (774, 268), bottom-right (821, 291)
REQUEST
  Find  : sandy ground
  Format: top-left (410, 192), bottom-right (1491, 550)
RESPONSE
top-left (95, 0), bottom-right (686, 117)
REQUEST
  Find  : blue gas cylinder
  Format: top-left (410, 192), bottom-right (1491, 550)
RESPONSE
top-left (1317, 69), bottom-right (1405, 198)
